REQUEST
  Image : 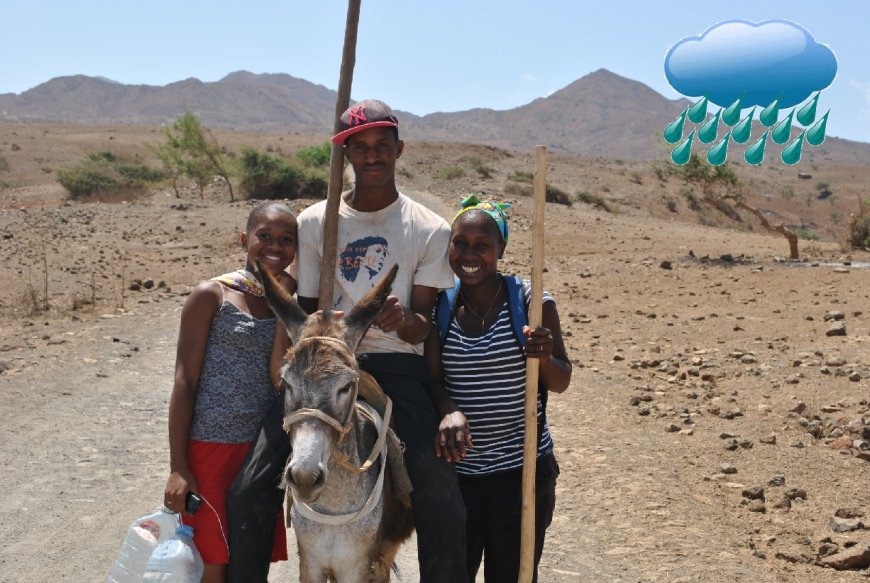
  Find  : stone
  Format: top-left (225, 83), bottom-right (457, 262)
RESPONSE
top-left (747, 500), bottom-right (766, 513)
top-left (826, 323), bottom-right (847, 337)
top-left (790, 402), bottom-right (807, 414)
top-left (829, 517), bottom-right (864, 533)
top-left (666, 423), bottom-right (681, 433)
top-left (768, 475), bottom-right (785, 486)
top-left (849, 372), bottom-right (862, 382)
top-left (142, 278), bottom-right (155, 289)
top-left (826, 356), bottom-right (847, 366)
top-left (835, 508), bottom-right (865, 519)
top-left (772, 498), bottom-right (791, 510)
top-left (660, 260), bottom-right (673, 270)
top-left (824, 311), bottom-right (846, 321)
top-left (818, 542), bottom-right (839, 558)
top-left (742, 486), bottom-right (765, 500)
top-left (760, 434), bottom-right (777, 445)
top-left (819, 544), bottom-right (870, 570)
top-left (719, 464), bottom-right (737, 474)
top-left (785, 488), bottom-right (807, 500)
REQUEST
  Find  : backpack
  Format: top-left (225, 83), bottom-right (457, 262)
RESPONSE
top-left (434, 274), bottom-right (549, 432)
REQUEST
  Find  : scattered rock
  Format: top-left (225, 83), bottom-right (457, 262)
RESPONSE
top-left (659, 260), bottom-right (672, 270)
top-left (784, 488), bottom-right (807, 500)
top-left (819, 544), bottom-right (870, 570)
top-left (719, 464), bottom-right (738, 474)
top-left (835, 508), bottom-right (865, 519)
top-left (818, 541), bottom-right (839, 558)
top-left (829, 517), bottom-right (864, 533)
top-left (772, 498), bottom-right (792, 510)
top-left (826, 323), bottom-right (847, 337)
top-left (768, 475), bottom-right (785, 486)
top-left (760, 434), bottom-right (777, 445)
top-left (823, 311), bottom-right (846, 321)
top-left (742, 486), bottom-right (765, 500)
top-left (849, 372), bottom-right (862, 382)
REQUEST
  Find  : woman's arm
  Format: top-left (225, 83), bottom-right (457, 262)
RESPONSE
top-left (524, 300), bottom-right (572, 394)
top-left (424, 325), bottom-right (472, 462)
top-left (164, 281), bottom-right (221, 513)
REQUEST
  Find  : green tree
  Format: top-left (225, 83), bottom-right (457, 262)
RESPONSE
top-left (154, 111), bottom-right (235, 201)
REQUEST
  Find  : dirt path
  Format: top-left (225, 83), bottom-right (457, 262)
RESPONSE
top-left (1, 187), bottom-right (869, 582)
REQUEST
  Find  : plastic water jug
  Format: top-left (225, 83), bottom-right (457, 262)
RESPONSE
top-left (106, 507), bottom-right (180, 583)
top-left (143, 524), bottom-right (204, 582)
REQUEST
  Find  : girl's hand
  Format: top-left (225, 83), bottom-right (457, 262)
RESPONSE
top-left (435, 411), bottom-right (473, 463)
top-left (523, 325), bottom-right (554, 360)
top-left (164, 470), bottom-right (198, 515)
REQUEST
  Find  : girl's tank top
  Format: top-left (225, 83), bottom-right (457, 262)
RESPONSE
top-left (189, 299), bottom-right (279, 444)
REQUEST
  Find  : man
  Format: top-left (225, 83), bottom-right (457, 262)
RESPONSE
top-left (226, 99), bottom-right (468, 583)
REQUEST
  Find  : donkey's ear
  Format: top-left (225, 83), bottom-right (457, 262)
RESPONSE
top-left (343, 264), bottom-right (399, 350)
top-left (257, 260), bottom-right (307, 344)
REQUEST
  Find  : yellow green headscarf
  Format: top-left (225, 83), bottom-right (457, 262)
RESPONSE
top-left (451, 194), bottom-right (511, 246)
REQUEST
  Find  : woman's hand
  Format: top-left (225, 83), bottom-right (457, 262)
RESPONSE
top-left (164, 470), bottom-right (198, 515)
top-left (435, 410), bottom-right (473, 463)
top-left (523, 325), bottom-right (554, 360)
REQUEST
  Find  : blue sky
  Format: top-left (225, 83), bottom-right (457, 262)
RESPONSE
top-left (2, 1), bottom-right (869, 143)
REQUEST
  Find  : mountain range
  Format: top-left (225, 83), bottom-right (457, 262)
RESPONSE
top-left (2, 69), bottom-right (869, 162)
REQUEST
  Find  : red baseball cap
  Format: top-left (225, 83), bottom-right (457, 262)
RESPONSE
top-left (331, 99), bottom-right (399, 145)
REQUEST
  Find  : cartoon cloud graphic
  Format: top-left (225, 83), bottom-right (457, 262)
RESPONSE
top-left (664, 19), bottom-right (837, 109)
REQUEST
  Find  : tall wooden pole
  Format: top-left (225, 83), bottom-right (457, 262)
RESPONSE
top-left (519, 145), bottom-right (547, 583)
top-left (318, 0), bottom-right (362, 309)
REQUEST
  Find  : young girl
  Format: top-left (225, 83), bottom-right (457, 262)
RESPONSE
top-left (163, 202), bottom-right (297, 583)
top-left (425, 195), bottom-right (572, 583)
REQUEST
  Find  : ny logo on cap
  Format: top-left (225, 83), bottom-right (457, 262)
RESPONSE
top-left (348, 104), bottom-right (368, 127)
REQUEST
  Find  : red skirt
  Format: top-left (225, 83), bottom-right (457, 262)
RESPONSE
top-left (182, 439), bottom-right (288, 565)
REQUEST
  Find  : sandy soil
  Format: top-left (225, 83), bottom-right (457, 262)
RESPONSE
top-left (1, 125), bottom-right (869, 582)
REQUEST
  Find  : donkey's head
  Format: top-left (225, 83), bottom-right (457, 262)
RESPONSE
top-left (259, 262), bottom-right (398, 502)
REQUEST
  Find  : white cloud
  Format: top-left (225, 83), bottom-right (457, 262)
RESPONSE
top-left (523, 74), bottom-right (537, 82)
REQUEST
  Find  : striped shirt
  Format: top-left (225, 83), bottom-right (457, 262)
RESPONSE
top-left (442, 285), bottom-right (554, 476)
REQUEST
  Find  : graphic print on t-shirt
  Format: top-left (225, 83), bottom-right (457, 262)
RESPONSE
top-left (339, 236), bottom-right (390, 286)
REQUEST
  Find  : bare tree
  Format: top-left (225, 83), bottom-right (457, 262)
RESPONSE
top-left (673, 154), bottom-right (800, 259)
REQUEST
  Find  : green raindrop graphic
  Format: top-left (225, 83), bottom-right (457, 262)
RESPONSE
top-left (759, 97), bottom-right (780, 128)
top-left (698, 110), bottom-right (721, 144)
top-left (806, 110), bottom-right (829, 146)
top-left (687, 96), bottom-right (709, 124)
top-left (731, 108), bottom-right (755, 144)
top-left (744, 130), bottom-right (769, 166)
top-left (707, 130), bottom-right (731, 166)
top-left (781, 131), bottom-right (806, 165)
top-left (771, 109), bottom-right (794, 145)
top-left (664, 108), bottom-right (688, 144)
top-left (796, 92), bottom-right (820, 126)
top-left (721, 97), bottom-right (743, 126)
top-left (671, 130), bottom-right (695, 165)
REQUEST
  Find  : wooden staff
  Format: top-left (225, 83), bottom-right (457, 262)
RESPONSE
top-left (318, 0), bottom-right (362, 309)
top-left (519, 145), bottom-right (547, 583)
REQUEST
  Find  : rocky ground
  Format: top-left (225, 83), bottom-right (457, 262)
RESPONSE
top-left (1, 124), bottom-right (869, 582)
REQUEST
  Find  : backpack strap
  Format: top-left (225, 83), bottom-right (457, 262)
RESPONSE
top-left (435, 276), bottom-right (461, 348)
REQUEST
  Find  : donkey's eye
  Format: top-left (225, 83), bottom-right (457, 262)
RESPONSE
top-left (337, 382), bottom-right (353, 395)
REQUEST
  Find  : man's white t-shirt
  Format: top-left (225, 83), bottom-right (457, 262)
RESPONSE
top-left (294, 192), bottom-right (454, 355)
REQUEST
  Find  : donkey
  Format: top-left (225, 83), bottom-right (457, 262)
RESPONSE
top-left (259, 263), bottom-right (414, 583)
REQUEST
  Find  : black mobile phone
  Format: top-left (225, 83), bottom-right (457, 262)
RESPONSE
top-left (185, 492), bottom-right (203, 514)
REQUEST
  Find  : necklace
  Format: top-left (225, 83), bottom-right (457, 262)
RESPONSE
top-left (460, 278), bottom-right (503, 330)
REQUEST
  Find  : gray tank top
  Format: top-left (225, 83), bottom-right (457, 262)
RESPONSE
top-left (189, 298), bottom-right (280, 443)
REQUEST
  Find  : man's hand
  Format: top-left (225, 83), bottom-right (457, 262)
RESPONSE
top-left (374, 295), bottom-right (407, 332)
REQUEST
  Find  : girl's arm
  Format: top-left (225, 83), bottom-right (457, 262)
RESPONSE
top-left (164, 281), bottom-right (222, 513)
top-left (524, 300), bottom-right (572, 394)
top-left (424, 326), bottom-right (472, 462)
